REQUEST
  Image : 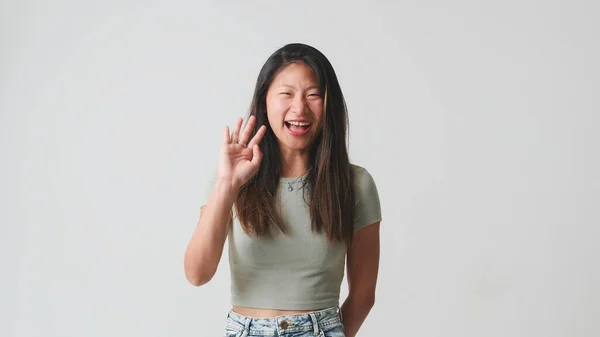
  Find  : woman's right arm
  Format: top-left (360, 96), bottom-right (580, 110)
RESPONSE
top-left (183, 179), bottom-right (237, 286)
top-left (183, 115), bottom-right (265, 286)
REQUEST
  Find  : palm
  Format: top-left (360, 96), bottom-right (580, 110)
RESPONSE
top-left (220, 144), bottom-right (257, 187)
top-left (217, 116), bottom-right (267, 191)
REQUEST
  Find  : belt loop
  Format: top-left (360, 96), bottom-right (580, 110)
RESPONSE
top-left (240, 317), bottom-right (251, 337)
top-left (309, 312), bottom-right (319, 335)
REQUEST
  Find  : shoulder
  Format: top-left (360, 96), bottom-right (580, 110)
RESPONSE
top-left (350, 164), bottom-right (382, 231)
top-left (350, 164), bottom-right (378, 195)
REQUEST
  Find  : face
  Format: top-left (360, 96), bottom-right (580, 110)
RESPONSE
top-left (265, 62), bottom-right (324, 152)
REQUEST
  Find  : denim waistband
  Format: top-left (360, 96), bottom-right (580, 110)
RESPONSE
top-left (225, 306), bottom-right (342, 336)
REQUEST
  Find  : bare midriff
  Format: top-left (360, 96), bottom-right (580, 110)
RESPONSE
top-left (231, 305), bottom-right (326, 318)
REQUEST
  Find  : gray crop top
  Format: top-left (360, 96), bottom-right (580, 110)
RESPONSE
top-left (209, 164), bottom-right (382, 310)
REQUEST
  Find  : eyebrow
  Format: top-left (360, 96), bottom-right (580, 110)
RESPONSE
top-left (278, 84), bottom-right (320, 90)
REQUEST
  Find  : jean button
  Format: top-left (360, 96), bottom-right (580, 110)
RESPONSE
top-left (280, 320), bottom-right (289, 329)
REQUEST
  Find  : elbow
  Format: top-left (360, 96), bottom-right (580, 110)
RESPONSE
top-left (184, 265), bottom-right (215, 286)
top-left (185, 272), bottom-right (211, 287)
top-left (366, 294), bottom-right (376, 308)
top-left (350, 291), bottom-right (376, 309)
top-left (184, 255), bottom-right (216, 286)
top-left (359, 293), bottom-right (375, 309)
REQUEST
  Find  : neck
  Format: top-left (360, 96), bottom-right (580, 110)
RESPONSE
top-left (280, 148), bottom-right (310, 178)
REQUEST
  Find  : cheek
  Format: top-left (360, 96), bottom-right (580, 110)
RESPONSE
top-left (266, 104), bottom-right (283, 131)
top-left (266, 99), bottom-right (286, 123)
top-left (309, 102), bottom-right (324, 125)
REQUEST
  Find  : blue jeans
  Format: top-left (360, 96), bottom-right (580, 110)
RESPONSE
top-left (224, 306), bottom-right (346, 337)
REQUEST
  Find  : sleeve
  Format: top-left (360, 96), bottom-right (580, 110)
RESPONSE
top-left (352, 166), bottom-right (383, 231)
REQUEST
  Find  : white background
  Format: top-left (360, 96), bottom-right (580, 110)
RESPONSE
top-left (1, 1), bottom-right (598, 336)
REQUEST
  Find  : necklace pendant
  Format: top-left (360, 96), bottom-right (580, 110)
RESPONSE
top-left (288, 185), bottom-right (293, 191)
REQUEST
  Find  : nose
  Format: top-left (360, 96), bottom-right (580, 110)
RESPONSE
top-left (290, 95), bottom-right (308, 115)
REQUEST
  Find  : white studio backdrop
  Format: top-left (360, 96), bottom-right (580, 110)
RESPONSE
top-left (1, 1), bottom-right (598, 336)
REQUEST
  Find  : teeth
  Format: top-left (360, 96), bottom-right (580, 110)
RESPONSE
top-left (287, 121), bottom-right (310, 126)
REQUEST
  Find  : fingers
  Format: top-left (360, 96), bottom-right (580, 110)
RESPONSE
top-left (230, 117), bottom-right (243, 144)
top-left (238, 115), bottom-right (256, 147)
top-left (250, 144), bottom-right (263, 166)
top-left (247, 125), bottom-right (267, 149)
top-left (223, 125), bottom-right (231, 144)
top-left (227, 116), bottom-right (266, 149)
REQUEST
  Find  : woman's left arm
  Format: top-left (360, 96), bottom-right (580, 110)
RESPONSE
top-left (340, 222), bottom-right (380, 337)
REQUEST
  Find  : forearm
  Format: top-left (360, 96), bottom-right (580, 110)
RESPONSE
top-left (340, 294), bottom-right (375, 337)
top-left (184, 180), bottom-right (237, 285)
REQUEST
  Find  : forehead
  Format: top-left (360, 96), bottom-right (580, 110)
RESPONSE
top-left (271, 62), bottom-right (318, 86)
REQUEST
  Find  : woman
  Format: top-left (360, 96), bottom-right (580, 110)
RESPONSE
top-left (184, 43), bottom-right (382, 337)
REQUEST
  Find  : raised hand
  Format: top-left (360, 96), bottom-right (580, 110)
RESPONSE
top-left (217, 115), bottom-right (267, 192)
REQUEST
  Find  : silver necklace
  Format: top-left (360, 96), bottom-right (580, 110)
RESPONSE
top-left (286, 177), bottom-right (301, 191)
top-left (286, 170), bottom-right (310, 192)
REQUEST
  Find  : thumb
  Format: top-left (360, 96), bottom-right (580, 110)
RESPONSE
top-left (250, 144), bottom-right (263, 166)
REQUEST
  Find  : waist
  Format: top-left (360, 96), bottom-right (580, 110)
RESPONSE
top-left (232, 305), bottom-right (325, 318)
top-left (226, 306), bottom-right (343, 336)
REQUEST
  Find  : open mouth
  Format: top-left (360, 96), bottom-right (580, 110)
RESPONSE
top-left (285, 121), bottom-right (312, 136)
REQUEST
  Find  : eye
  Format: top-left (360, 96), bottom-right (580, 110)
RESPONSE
top-left (279, 92), bottom-right (292, 96)
top-left (307, 93), bottom-right (321, 98)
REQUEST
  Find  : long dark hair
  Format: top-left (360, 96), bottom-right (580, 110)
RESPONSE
top-left (235, 43), bottom-right (355, 246)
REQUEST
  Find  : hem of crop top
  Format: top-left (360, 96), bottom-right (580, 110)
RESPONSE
top-left (231, 296), bottom-right (340, 311)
